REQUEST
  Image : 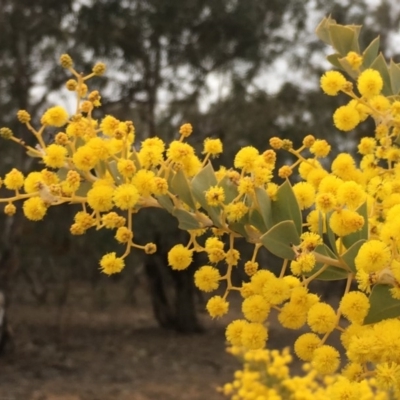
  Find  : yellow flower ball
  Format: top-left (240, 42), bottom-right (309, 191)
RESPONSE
top-left (131, 169), bottom-right (156, 197)
top-left (99, 252), bottom-right (125, 275)
top-left (320, 70), bottom-right (347, 95)
top-left (167, 244), bottom-right (193, 270)
top-left (226, 319), bottom-right (248, 347)
top-left (41, 106), bottom-right (69, 127)
top-left (311, 345), bottom-right (340, 374)
top-left (113, 184), bottom-right (140, 210)
top-left (87, 185), bottom-right (114, 212)
top-left (355, 239), bottom-right (391, 273)
top-left (203, 138), bottom-right (223, 156)
top-left (294, 333), bottom-right (321, 361)
top-left (339, 291), bottom-right (370, 324)
top-left (43, 144), bottom-right (67, 168)
top-left (206, 296), bottom-right (229, 318)
top-left (241, 322), bottom-right (268, 350)
top-left (292, 182), bottom-right (315, 210)
top-left (194, 265), bottom-right (221, 292)
top-left (234, 146), bottom-right (259, 172)
top-left (23, 196), bottom-right (47, 221)
top-left (4, 168), bottom-right (24, 190)
top-left (307, 302), bottom-right (337, 334)
top-left (242, 295), bottom-right (271, 323)
top-left (333, 105), bottom-right (361, 131)
top-left (357, 68), bottom-right (383, 98)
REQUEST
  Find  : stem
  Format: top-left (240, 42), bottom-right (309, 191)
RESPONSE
top-left (279, 259), bottom-right (289, 278)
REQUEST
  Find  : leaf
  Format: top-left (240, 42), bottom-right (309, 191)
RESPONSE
top-left (271, 180), bottom-right (302, 235)
top-left (329, 23), bottom-right (360, 56)
top-left (389, 59), bottom-right (400, 95)
top-left (362, 36), bottom-right (380, 69)
top-left (106, 160), bottom-right (123, 185)
top-left (315, 16), bottom-right (335, 45)
top-left (364, 284), bottom-right (400, 324)
top-left (248, 208), bottom-right (267, 234)
top-left (129, 150), bottom-right (142, 170)
top-left (254, 187), bottom-right (273, 230)
top-left (326, 53), bottom-right (343, 70)
top-left (156, 195), bottom-right (174, 214)
top-left (75, 181), bottom-right (92, 197)
top-left (229, 221), bottom-right (249, 240)
top-left (324, 211), bottom-right (338, 255)
top-left (94, 160), bottom-right (107, 179)
top-left (370, 53), bottom-right (392, 96)
top-left (172, 208), bottom-right (201, 230)
top-left (260, 220), bottom-right (300, 260)
top-left (218, 175), bottom-right (239, 204)
top-left (191, 162), bottom-right (222, 227)
top-left (342, 202), bottom-right (368, 249)
top-left (171, 168), bottom-right (196, 209)
top-left (341, 239), bottom-right (366, 273)
top-left (306, 244), bottom-right (348, 281)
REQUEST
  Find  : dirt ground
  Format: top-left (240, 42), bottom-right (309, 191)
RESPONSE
top-left (0, 281), bottom-right (242, 400)
top-left (0, 279), bottom-right (337, 400)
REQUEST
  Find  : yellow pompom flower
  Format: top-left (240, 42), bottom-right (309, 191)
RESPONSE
top-left (290, 253), bottom-right (316, 275)
top-left (234, 146), bottom-right (259, 172)
top-left (336, 181), bottom-right (366, 210)
top-left (113, 184), bottom-right (140, 210)
top-left (357, 68), bottom-right (383, 98)
top-left (22, 197), bottom-right (47, 221)
top-left (358, 137), bottom-right (376, 155)
top-left (346, 51), bottom-right (363, 70)
top-left (194, 266), bottom-right (221, 292)
top-left (167, 141), bottom-right (195, 163)
top-left (115, 226), bottom-right (133, 244)
top-left (225, 202), bottom-right (248, 222)
top-left (241, 322), bottom-right (268, 350)
top-left (179, 123), bottom-right (193, 137)
top-left (292, 182), bottom-right (315, 210)
top-left (330, 377), bottom-right (361, 399)
top-left (99, 252), bottom-right (125, 275)
top-left (311, 345), bottom-right (340, 374)
top-left (43, 144), bottom-right (67, 168)
top-left (72, 145), bottom-right (99, 171)
top-left (333, 105), bottom-right (361, 131)
top-left (320, 70), bottom-right (347, 95)
top-left (205, 186), bottom-right (225, 206)
top-left (168, 244), bottom-right (193, 270)
top-left (41, 106), bottom-right (69, 127)
top-left (117, 159), bottom-right (136, 178)
top-left (310, 139), bottom-right (331, 158)
top-left (329, 209), bottom-right (364, 237)
top-left (244, 261), bottom-right (258, 276)
top-left (238, 177), bottom-right (255, 195)
top-left (101, 212), bottom-right (126, 229)
top-left (278, 302), bottom-right (307, 330)
top-left (226, 319), bottom-right (248, 346)
top-left (307, 302), bottom-right (337, 334)
top-left (4, 203), bottom-right (16, 216)
top-left (206, 296), bottom-right (229, 318)
top-left (23, 172), bottom-right (42, 193)
top-left (87, 185), bottom-right (114, 212)
top-left (4, 168), bottom-right (24, 190)
top-left (86, 137), bottom-right (111, 160)
top-left (100, 115), bottom-right (120, 136)
top-left (242, 295), bottom-right (271, 323)
top-left (17, 109), bottom-right (31, 124)
top-left (294, 333), bottom-right (321, 362)
top-left (339, 291), bottom-right (370, 324)
top-left (153, 177), bottom-right (168, 195)
top-left (355, 240), bottom-right (391, 273)
top-left (138, 137), bottom-right (165, 169)
top-left (203, 138), bottom-right (223, 156)
top-left (74, 211), bottom-right (95, 230)
top-left (131, 169), bottom-right (156, 197)
top-left (375, 362), bottom-right (400, 390)
top-left (315, 192), bottom-right (336, 213)
top-left (262, 277), bottom-right (291, 305)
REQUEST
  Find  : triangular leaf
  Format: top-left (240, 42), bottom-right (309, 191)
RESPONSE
top-left (271, 180), bottom-right (302, 235)
top-left (389, 59), bottom-right (400, 95)
top-left (362, 36), bottom-right (380, 69)
top-left (364, 284), bottom-right (400, 324)
top-left (172, 208), bottom-right (201, 230)
top-left (370, 53), bottom-right (392, 96)
top-left (171, 168), bottom-right (196, 209)
top-left (248, 208), bottom-right (268, 234)
top-left (329, 24), bottom-right (360, 56)
top-left (218, 175), bottom-right (239, 204)
top-left (260, 220), bottom-right (300, 260)
top-left (341, 239), bottom-right (366, 273)
top-left (326, 53), bottom-right (343, 70)
top-left (254, 187), bottom-right (273, 230)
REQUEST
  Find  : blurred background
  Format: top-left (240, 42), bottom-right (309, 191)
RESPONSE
top-left (0, 1), bottom-right (399, 399)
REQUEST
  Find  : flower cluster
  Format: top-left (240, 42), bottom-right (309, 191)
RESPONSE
top-left (2, 31), bottom-right (400, 397)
